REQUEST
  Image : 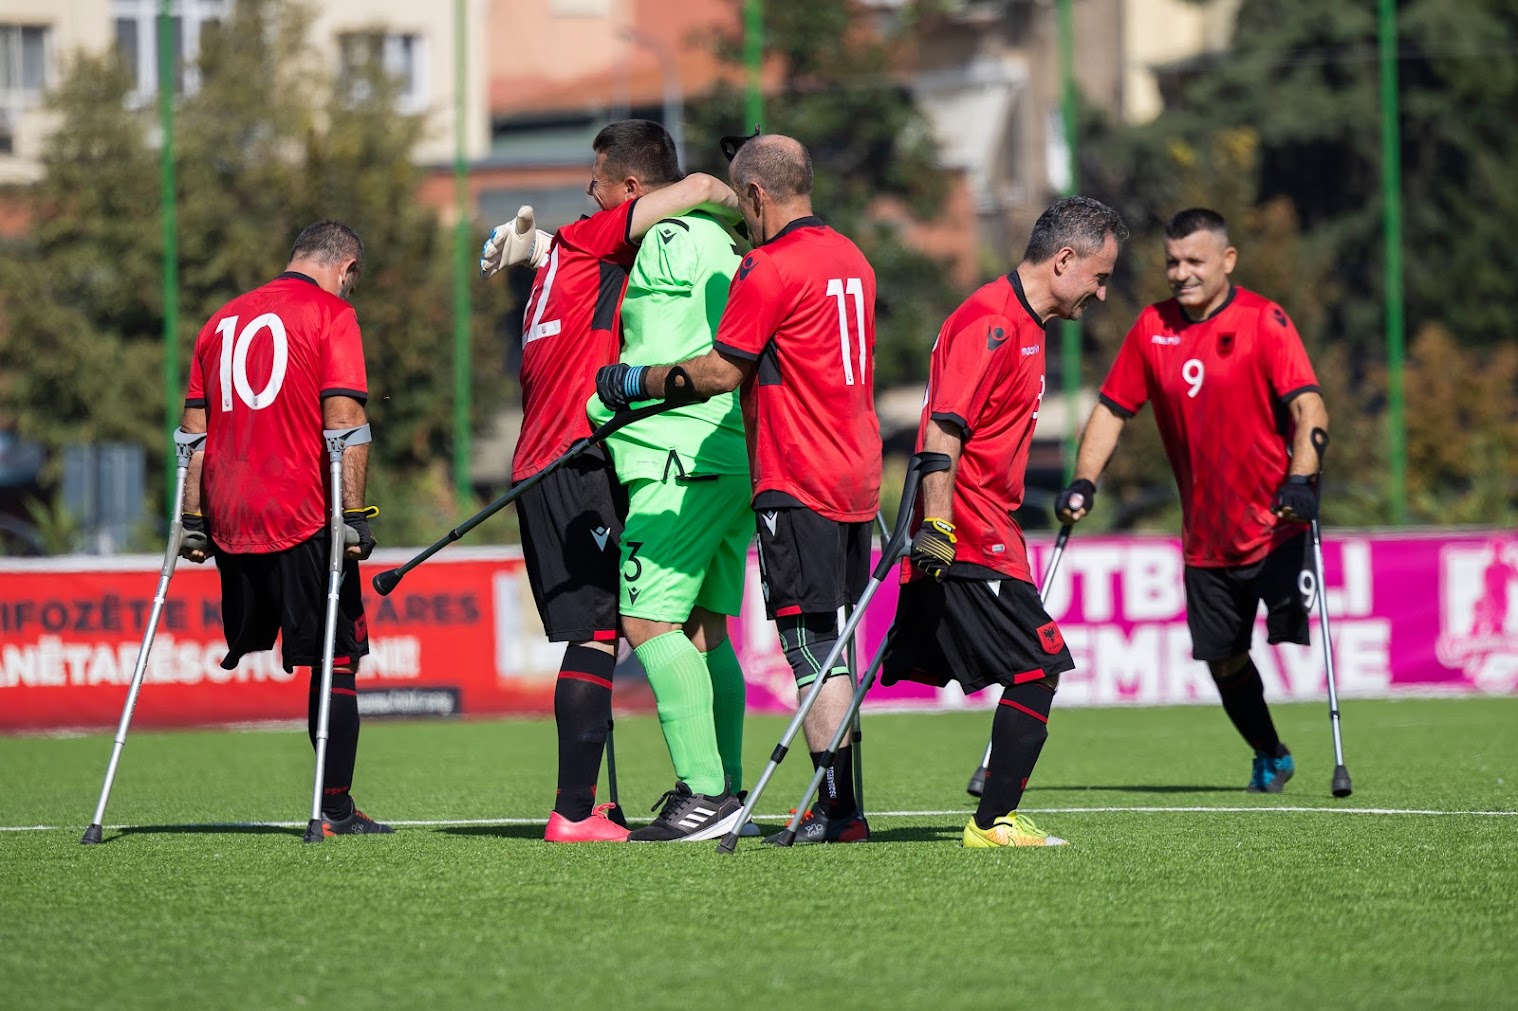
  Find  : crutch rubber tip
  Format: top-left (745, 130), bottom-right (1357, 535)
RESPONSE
top-left (372, 569), bottom-right (402, 596)
top-left (302, 819), bottom-right (326, 843)
top-left (966, 767), bottom-right (987, 797)
top-left (776, 828), bottom-right (797, 847)
top-left (715, 835), bottom-right (739, 855)
top-left (1331, 766), bottom-right (1353, 798)
top-left (80, 824), bottom-right (104, 845)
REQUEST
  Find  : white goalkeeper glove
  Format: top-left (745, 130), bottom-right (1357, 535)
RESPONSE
top-left (479, 205), bottom-right (553, 278)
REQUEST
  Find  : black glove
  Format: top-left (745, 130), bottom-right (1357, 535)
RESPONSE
top-left (179, 512), bottom-right (209, 561)
top-left (1056, 479), bottom-right (1097, 521)
top-left (1272, 475), bottom-right (1318, 522)
top-left (343, 506), bottom-right (379, 560)
top-left (910, 517), bottom-right (957, 580)
top-left (596, 364), bottom-right (650, 412)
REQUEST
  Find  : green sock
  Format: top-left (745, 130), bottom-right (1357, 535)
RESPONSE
top-left (635, 631), bottom-right (726, 797)
top-left (702, 638), bottom-right (747, 793)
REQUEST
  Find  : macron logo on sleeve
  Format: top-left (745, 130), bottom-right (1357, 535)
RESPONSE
top-left (986, 326), bottom-right (1008, 351)
top-left (737, 255), bottom-right (758, 281)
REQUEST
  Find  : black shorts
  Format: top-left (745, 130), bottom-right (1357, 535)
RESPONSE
top-left (754, 506), bottom-right (871, 620)
top-left (1184, 532), bottom-right (1310, 662)
top-left (880, 575), bottom-right (1074, 695)
top-left (215, 532), bottom-right (367, 673)
top-left (514, 449), bottom-right (626, 643)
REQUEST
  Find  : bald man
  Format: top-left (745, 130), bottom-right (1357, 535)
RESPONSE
top-left (597, 135), bottom-right (883, 845)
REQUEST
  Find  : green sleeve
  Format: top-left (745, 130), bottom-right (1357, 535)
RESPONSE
top-left (630, 221), bottom-right (699, 297)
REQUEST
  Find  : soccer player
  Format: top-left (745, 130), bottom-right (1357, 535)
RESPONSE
top-left (879, 197), bottom-right (1128, 848)
top-left (579, 154), bottom-right (752, 844)
top-left (479, 120), bottom-right (741, 843)
top-left (178, 221), bottom-right (390, 836)
top-left (597, 134), bottom-right (882, 845)
top-left (1057, 207), bottom-right (1330, 793)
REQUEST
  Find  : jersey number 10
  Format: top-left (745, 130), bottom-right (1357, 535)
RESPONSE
top-left (215, 313), bottom-right (289, 411)
top-left (826, 277), bottom-right (868, 386)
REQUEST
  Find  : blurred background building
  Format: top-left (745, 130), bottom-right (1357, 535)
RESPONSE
top-left (0, 0), bottom-right (1511, 553)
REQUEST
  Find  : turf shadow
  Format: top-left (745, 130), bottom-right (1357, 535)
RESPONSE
top-left (1033, 784), bottom-right (1240, 795)
top-left (106, 823), bottom-right (304, 841)
top-left (437, 824), bottom-right (554, 841)
top-left (865, 824), bottom-right (964, 844)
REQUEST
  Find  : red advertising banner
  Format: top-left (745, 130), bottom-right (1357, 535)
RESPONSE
top-left (0, 548), bottom-right (567, 732)
top-left (4, 530), bottom-right (1515, 733)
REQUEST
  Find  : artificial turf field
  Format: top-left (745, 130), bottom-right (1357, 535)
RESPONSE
top-left (2, 697), bottom-right (1515, 1008)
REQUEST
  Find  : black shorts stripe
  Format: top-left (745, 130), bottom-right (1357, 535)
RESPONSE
top-left (754, 507), bottom-right (870, 619)
top-left (514, 450), bottom-right (625, 642)
top-left (880, 576), bottom-right (1073, 695)
top-left (215, 532), bottom-right (368, 673)
top-left (1184, 533), bottom-right (1310, 661)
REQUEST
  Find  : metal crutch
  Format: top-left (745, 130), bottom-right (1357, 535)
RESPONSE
top-left (82, 428), bottom-right (206, 845)
top-left (303, 424), bottom-right (372, 843)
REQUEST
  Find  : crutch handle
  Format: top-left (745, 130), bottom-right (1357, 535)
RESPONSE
top-left (873, 451), bottom-right (950, 579)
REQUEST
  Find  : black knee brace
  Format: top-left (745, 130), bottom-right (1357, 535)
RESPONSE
top-left (776, 612), bottom-right (852, 689)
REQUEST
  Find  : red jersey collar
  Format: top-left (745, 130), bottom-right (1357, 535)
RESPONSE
top-left (276, 270), bottom-right (320, 287)
top-left (1177, 283), bottom-right (1237, 325)
top-left (761, 215), bottom-right (826, 246)
top-left (1006, 269), bottom-right (1047, 327)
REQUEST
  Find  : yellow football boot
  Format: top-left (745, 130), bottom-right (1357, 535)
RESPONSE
top-left (963, 812), bottom-right (1068, 848)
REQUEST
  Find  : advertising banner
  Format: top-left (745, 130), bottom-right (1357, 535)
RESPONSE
top-left (3, 531), bottom-right (1515, 731)
top-left (0, 548), bottom-right (564, 732)
top-left (734, 531), bottom-right (1518, 713)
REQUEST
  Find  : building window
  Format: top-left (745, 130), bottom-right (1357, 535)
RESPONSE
top-left (0, 24), bottom-right (49, 156)
top-left (339, 32), bottom-right (428, 114)
top-left (0, 25), bottom-right (48, 103)
top-left (112, 0), bottom-right (229, 100)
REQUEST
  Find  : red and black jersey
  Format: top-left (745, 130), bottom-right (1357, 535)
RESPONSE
top-left (1100, 286), bottom-right (1320, 568)
top-left (185, 272), bottom-right (367, 554)
top-left (713, 217), bottom-right (881, 521)
top-left (903, 271), bottom-right (1048, 585)
top-left (514, 199), bottom-right (639, 481)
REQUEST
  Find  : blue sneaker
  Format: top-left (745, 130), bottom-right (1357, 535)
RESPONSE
top-left (1247, 745), bottom-right (1294, 794)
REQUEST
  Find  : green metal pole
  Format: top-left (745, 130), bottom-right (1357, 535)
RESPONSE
top-left (159, 0), bottom-right (179, 520)
top-left (744, 0), bottom-right (763, 129)
top-left (1057, 0), bottom-right (1079, 483)
top-left (1378, 0), bottom-right (1406, 524)
top-left (452, 0), bottom-right (472, 505)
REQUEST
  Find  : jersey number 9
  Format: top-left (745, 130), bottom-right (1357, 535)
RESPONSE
top-left (1182, 358), bottom-right (1205, 399)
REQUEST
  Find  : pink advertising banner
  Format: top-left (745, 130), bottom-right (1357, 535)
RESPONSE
top-left (730, 530), bottom-right (1518, 714)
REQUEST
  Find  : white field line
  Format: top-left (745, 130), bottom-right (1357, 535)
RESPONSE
top-left (4, 805), bottom-right (1515, 833)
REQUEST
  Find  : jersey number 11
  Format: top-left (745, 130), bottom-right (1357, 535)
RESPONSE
top-left (826, 277), bottom-right (868, 386)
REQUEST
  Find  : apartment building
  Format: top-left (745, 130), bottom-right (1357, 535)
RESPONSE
top-left (0, 0), bottom-right (488, 187)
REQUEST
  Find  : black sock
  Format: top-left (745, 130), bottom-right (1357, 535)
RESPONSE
top-left (975, 682), bottom-right (1054, 830)
top-left (811, 745), bottom-right (858, 816)
top-left (1214, 659), bottom-right (1281, 754)
top-left (308, 670), bottom-right (359, 820)
top-left (553, 645), bottom-right (615, 821)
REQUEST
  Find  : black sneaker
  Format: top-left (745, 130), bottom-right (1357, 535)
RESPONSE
top-left (629, 782), bottom-right (743, 842)
top-left (763, 806), bottom-right (869, 846)
top-left (322, 808), bottom-right (395, 837)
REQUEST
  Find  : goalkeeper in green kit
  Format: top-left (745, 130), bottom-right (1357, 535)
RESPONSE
top-left (579, 125), bottom-right (754, 842)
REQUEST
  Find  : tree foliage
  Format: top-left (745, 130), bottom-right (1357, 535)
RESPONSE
top-left (681, 0), bottom-right (961, 388)
top-left (0, 0), bottom-right (512, 547)
top-left (1076, 0), bottom-right (1518, 526)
